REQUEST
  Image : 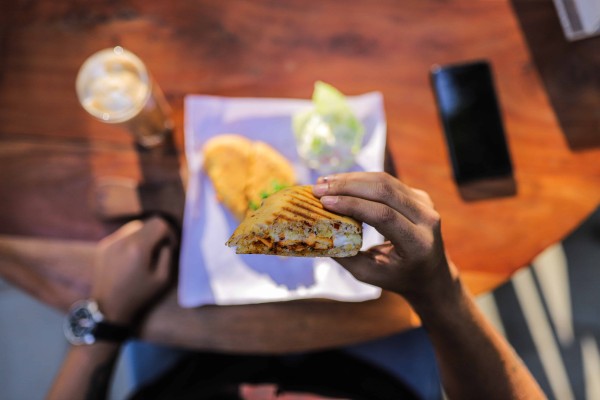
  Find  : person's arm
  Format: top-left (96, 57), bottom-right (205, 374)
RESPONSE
top-left (47, 217), bottom-right (176, 400)
top-left (313, 172), bottom-right (546, 400)
top-left (47, 343), bottom-right (121, 400)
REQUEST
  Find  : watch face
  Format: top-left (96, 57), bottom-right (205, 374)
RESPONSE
top-left (64, 300), bottom-right (102, 345)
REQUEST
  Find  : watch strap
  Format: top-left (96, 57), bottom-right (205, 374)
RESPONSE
top-left (94, 321), bottom-right (132, 343)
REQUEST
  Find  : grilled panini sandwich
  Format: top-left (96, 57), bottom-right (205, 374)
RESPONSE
top-left (226, 185), bottom-right (362, 257)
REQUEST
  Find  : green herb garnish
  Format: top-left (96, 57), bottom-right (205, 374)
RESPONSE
top-left (271, 180), bottom-right (288, 192)
top-left (248, 180), bottom-right (290, 212)
top-left (248, 200), bottom-right (260, 211)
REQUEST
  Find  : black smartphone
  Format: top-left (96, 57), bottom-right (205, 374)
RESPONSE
top-left (430, 61), bottom-right (513, 185)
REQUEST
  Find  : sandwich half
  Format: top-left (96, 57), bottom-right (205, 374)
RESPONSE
top-left (226, 185), bottom-right (362, 257)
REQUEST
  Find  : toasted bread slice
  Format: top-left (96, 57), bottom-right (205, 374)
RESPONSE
top-left (226, 186), bottom-right (362, 257)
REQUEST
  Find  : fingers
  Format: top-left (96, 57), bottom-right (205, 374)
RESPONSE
top-left (103, 219), bottom-right (145, 245)
top-left (152, 243), bottom-right (173, 285)
top-left (334, 252), bottom-right (381, 286)
top-left (321, 195), bottom-right (415, 245)
top-left (137, 216), bottom-right (174, 246)
top-left (410, 188), bottom-right (434, 208)
top-left (101, 216), bottom-right (173, 247)
top-left (334, 243), bottom-right (396, 289)
top-left (313, 172), bottom-right (429, 224)
top-left (100, 216), bottom-right (178, 273)
top-left (313, 172), bottom-right (441, 261)
top-left (314, 173), bottom-right (422, 246)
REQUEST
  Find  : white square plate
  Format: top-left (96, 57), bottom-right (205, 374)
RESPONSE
top-left (179, 92), bottom-right (386, 307)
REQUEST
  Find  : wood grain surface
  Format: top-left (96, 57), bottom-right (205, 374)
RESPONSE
top-left (511, 0), bottom-right (600, 149)
top-left (1, 0), bottom-right (599, 353)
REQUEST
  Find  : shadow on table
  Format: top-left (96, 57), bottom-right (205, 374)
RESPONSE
top-left (135, 130), bottom-right (186, 224)
top-left (510, 0), bottom-right (600, 150)
top-left (458, 175), bottom-right (518, 202)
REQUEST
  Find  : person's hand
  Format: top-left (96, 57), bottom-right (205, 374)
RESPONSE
top-left (312, 172), bottom-right (457, 307)
top-left (92, 217), bottom-right (177, 325)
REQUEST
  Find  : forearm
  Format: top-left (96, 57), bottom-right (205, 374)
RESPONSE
top-left (411, 275), bottom-right (545, 400)
top-left (47, 342), bottom-right (121, 400)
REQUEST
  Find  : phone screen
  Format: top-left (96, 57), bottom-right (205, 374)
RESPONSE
top-left (431, 61), bottom-right (513, 184)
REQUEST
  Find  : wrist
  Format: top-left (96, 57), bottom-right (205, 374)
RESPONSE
top-left (408, 273), bottom-right (468, 331)
top-left (92, 296), bottom-right (137, 326)
top-left (402, 260), bottom-right (464, 321)
top-left (64, 300), bottom-right (133, 345)
top-left (97, 304), bottom-right (134, 326)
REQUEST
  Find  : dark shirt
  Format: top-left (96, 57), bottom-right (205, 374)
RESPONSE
top-left (130, 350), bottom-right (420, 400)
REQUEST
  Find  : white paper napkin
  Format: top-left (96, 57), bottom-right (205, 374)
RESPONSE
top-left (179, 92), bottom-right (387, 308)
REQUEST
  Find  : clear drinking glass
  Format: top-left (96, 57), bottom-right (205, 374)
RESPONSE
top-left (76, 46), bottom-right (173, 148)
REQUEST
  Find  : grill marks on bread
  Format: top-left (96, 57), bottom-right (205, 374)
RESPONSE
top-left (275, 187), bottom-right (348, 229)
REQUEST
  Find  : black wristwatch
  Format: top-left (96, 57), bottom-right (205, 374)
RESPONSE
top-left (64, 300), bottom-right (132, 345)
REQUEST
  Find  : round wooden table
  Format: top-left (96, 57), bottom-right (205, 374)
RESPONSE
top-left (1, 0), bottom-right (599, 353)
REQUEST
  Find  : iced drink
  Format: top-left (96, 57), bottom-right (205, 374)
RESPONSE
top-left (76, 46), bottom-right (172, 148)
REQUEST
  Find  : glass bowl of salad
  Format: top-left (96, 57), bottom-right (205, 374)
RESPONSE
top-left (293, 82), bottom-right (364, 175)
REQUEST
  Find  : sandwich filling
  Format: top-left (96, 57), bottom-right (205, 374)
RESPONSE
top-left (226, 186), bottom-right (362, 257)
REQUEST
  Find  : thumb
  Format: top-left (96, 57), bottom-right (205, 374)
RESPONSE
top-left (334, 242), bottom-right (397, 288)
top-left (334, 251), bottom-right (383, 287)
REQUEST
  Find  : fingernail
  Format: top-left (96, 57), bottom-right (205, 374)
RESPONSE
top-left (313, 183), bottom-right (329, 196)
top-left (320, 196), bottom-right (338, 206)
top-left (317, 176), bottom-right (329, 184)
